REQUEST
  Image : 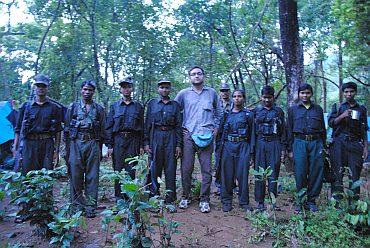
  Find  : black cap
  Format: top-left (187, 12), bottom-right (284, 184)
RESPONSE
top-left (118, 77), bottom-right (133, 85)
top-left (220, 83), bottom-right (230, 90)
top-left (157, 79), bottom-right (171, 86)
top-left (34, 74), bottom-right (50, 86)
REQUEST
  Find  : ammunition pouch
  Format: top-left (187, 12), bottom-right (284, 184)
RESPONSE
top-left (92, 120), bottom-right (101, 140)
top-left (69, 119), bottom-right (79, 139)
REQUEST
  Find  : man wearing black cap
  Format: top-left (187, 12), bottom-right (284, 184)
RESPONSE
top-left (328, 82), bottom-right (368, 201)
top-left (219, 83), bottom-right (232, 113)
top-left (144, 79), bottom-right (182, 204)
top-left (65, 80), bottom-right (106, 218)
top-left (287, 83), bottom-right (326, 213)
top-left (253, 85), bottom-right (286, 211)
top-left (14, 74), bottom-right (63, 175)
top-left (106, 77), bottom-right (144, 202)
top-left (214, 83), bottom-right (233, 195)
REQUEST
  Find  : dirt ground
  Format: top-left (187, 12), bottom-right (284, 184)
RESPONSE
top-left (0, 160), bottom-right (368, 248)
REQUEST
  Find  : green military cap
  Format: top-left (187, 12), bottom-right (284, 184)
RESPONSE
top-left (34, 74), bottom-right (50, 86)
top-left (157, 79), bottom-right (172, 86)
top-left (220, 83), bottom-right (230, 90)
top-left (117, 76), bottom-right (133, 85)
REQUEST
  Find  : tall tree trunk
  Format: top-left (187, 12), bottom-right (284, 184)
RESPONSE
top-left (278, 0), bottom-right (304, 106)
top-left (228, 0), bottom-right (260, 97)
top-left (238, 68), bottom-right (245, 91)
top-left (313, 60), bottom-right (320, 103)
top-left (320, 60), bottom-right (327, 112)
top-left (208, 25), bottom-right (214, 88)
top-left (338, 42), bottom-right (343, 103)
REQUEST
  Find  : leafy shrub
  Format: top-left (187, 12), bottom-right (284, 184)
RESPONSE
top-left (101, 154), bottom-right (181, 247)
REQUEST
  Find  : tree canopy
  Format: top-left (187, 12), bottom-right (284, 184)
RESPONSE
top-left (0, 0), bottom-right (368, 110)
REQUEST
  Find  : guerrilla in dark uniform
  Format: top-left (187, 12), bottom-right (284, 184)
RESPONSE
top-left (106, 77), bottom-right (144, 200)
top-left (254, 98), bottom-right (286, 209)
top-left (328, 82), bottom-right (368, 199)
top-left (65, 80), bottom-right (106, 217)
top-left (214, 83), bottom-right (233, 193)
top-left (144, 79), bottom-right (182, 203)
top-left (14, 75), bottom-right (63, 175)
top-left (287, 84), bottom-right (326, 212)
top-left (216, 90), bottom-right (255, 212)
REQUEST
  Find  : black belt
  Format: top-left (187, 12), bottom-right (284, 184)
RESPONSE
top-left (294, 133), bottom-right (321, 141)
top-left (26, 133), bottom-right (53, 140)
top-left (259, 135), bottom-right (279, 142)
top-left (341, 135), bottom-right (361, 142)
top-left (155, 126), bottom-right (175, 131)
top-left (76, 133), bottom-right (96, 141)
top-left (227, 135), bottom-right (248, 142)
top-left (118, 131), bottom-right (134, 137)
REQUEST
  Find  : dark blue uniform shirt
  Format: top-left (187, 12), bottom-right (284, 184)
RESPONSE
top-left (15, 98), bottom-right (63, 135)
top-left (254, 105), bottom-right (287, 150)
top-left (217, 109), bottom-right (255, 152)
top-left (287, 102), bottom-right (326, 151)
top-left (144, 99), bottom-right (182, 147)
top-left (106, 99), bottom-right (144, 148)
top-left (328, 101), bottom-right (368, 140)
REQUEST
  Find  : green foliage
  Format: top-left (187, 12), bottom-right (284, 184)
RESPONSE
top-left (251, 166), bottom-right (277, 218)
top-left (344, 199), bottom-right (370, 227)
top-left (2, 169), bottom-right (56, 235)
top-left (246, 207), bottom-right (368, 247)
top-left (190, 178), bottom-right (202, 201)
top-left (0, 169), bottom-right (84, 246)
top-left (101, 154), bottom-right (181, 247)
top-left (1, 0), bottom-right (369, 109)
top-left (48, 206), bottom-right (86, 248)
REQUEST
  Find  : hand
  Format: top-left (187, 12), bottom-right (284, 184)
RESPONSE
top-left (175, 147), bottom-right (182, 159)
top-left (12, 147), bottom-right (17, 158)
top-left (363, 147), bottom-right (368, 160)
top-left (140, 148), bottom-right (144, 155)
top-left (340, 109), bottom-right (352, 118)
top-left (107, 148), bottom-right (113, 158)
top-left (288, 152), bottom-right (293, 160)
top-left (212, 128), bottom-right (218, 137)
top-left (144, 145), bottom-right (152, 154)
top-left (249, 158), bottom-right (254, 168)
top-left (182, 129), bottom-right (189, 136)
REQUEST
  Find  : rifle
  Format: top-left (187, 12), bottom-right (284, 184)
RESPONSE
top-left (147, 119), bottom-right (156, 193)
top-left (214, 114), bottom-right (229, 185)
top-left (14, 84), bottom-right (35, 172)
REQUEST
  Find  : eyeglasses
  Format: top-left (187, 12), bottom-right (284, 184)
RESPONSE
top-left (189, 72), bottom-right (203, 77)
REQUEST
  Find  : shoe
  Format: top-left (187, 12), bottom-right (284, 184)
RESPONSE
top-left (256, 202), bottom-right (266, 212)
top-left (178, 199), bottom-right (190, 209)
top-left (199, 202), bottom-right (211, 213)
top-left (272, 204), bottom-right (282, 211)
top-left (307, 202), bottom-right (318, 212)
top-left (222, 205), bottom-right (232, 212)
top-left (294, 204), bottom-right (302, 214)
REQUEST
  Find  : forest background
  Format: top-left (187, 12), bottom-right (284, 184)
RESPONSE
top-left (0, 0), bottom-right (369, 112)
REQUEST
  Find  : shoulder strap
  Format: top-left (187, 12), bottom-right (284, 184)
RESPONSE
top-left (113, 101), bottom-right (121, 114)
top-left (71, 102), bottom-right (78, 118)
